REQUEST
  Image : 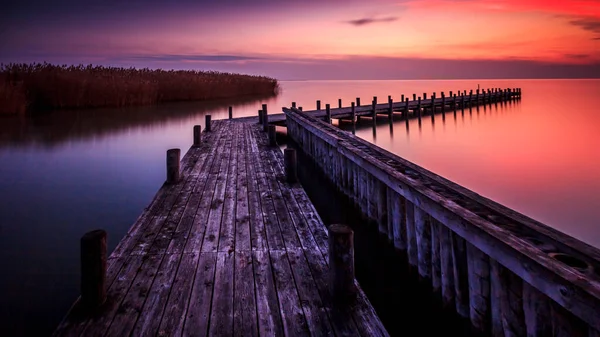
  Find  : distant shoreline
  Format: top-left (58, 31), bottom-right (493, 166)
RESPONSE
top-left (0, 63), bottom-right (279, 115)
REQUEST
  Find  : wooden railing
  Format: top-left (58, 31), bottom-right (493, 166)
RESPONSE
top-left (284, 106), bottom-right (600, 337)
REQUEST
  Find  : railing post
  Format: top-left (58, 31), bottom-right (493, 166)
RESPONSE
top-left (258, 109), bottom-right (263, 124)
top-left (326, 104), bottom-right (331, 124)
top-left (262, 103), bottom-right (269, 132)
top-left (356, 97), bottom-right (361, 107)
top-left (284, 148), bottom-right (297, 183)
top-left (351, 102), bottom-right (356, 124)
top-left (329, 224), bottom-right (356, 302)
top-left (292, 102), bottom-right (296, 108)
top-left (338, 98), bottom-right (342, 109)
top-left (228, 106), bottom-right (233, 119)
top-left (401, 94), bottom-right (405, 102)
top-left (388, 96), bottom-right (393, 118)
top-left (81, 229), bottom-right (107, 309)
top-left (193, 125), bottom-right (201, 146)
top-left (205, 114), bottom-right (211, 132)
top-left (413, 93), bottom-right (416, 101)
top-left (372, 96), bottom-right (377, 119)
top-left (166, 148), bottom-right (181, 184)
top-left (316, 100), bottom-right (321, 111)
top-left (268, 125), bottom-right (277, 146)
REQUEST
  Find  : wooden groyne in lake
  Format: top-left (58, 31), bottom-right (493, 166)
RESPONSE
top-left (53, 118), bottom-right (388, 336)
top-left (283, 88), bottom-right (600, 336)
top-left (235, 87), bottom-right (521, 126)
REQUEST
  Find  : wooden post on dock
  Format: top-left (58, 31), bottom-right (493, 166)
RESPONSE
top-left (81, 229), bottom-right (107, 309)
top-left (356, 97), bottom-right (361, 107)
top-left (351, 102), bottom-right (356, 125)
top-left (431, 92), bottom-right (437, 114)
top-left (338, 98), bottom-right (342, 109)
top-left (284, 148), bottom-right (297, 183)
top-left (441, 92), bottom-right (446, 113)
top-left (268, 125), bottom-right (277, 147)
top-left (228, 106), bottom-right (233, 119)
top-left (292, 102), bottom-right (297, 108)
top-left (413, 94), bottom-right (416, 101)
top-left (326, 104), bottom-right (332, 124)
top-left (166, 149), bottom-right (181, 184)
top-left (469, 90), bottom-right (473, 107)
top-left (258, 109), bottom-right (263, 124)
top-left (205, 114), bottom-right (212, 132)
top-left (317, 100), bottom-right (321, 111)
top-left (453, 94), bottom-right (457, 114)
top-left (388, 96), bottom-right (393, 119)
top-left (193, 125), bottom-right (201, 146)
top-left (401, 94), bottom-right (405, 102)
top-left (404, 98), bottom-right (410, 124)
top-left (417, 97), bottom-right (422, 121)
top-left (328, 224), bottom-right (356, 301)
top-left (372, 97), bottom-right (377, 120)
top-left (262, 104), bottom-right (269, 132)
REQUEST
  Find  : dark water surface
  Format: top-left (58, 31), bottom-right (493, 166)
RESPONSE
top-left (1, 79), bottom-right (598, 335)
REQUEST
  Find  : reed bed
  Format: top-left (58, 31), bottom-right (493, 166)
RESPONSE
top-left (0, 63), bottom-right (279, 115)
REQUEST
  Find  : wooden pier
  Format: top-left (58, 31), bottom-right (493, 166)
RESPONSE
top-left (284, 100), bottom-right (600, 337)
top-left (237, 87), bottom-right (521, 126)
top-left (53, 120), bottom-right (388, 336)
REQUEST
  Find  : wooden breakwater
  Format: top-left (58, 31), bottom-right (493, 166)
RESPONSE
top-left (53, 118), bottom-right (388, 336)
top-left (232, 87), bottom-right (521, 126)
top-left (284, 104), bottom-right (600, 337)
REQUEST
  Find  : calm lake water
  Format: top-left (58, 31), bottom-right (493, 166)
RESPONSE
top-left (1, 79), bottom-right (599, 335)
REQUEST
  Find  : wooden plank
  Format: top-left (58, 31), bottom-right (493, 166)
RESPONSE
top-left (181, 252), bottom-right (217, 337)
top-left (252, 250), bottom-right (284, 336)
top-left (249, 126), bottom-right (286, 251)
top-left (201, 124), bottom-right (235, 252)
top-left (184, 126), bottom-right (229, 253)
top-left (490, 260), bottom-right (526, 336)
top-left (466, 242), bottom-right (491, 334)
top-left (245, 125), bottom-right (268, 251)
top-left (415, 207), bottom-right (432, 280)
top-left (259, 147), bottom-right (302, 250)
top-left (522, 280), bottom-right (552, 337)
top-left (451, 232), bottom-right (469, 318)
top-left (105, 254), bottom-right (163, 336)
top-left (208, 251), bottom-right (235, 336)
top-left (158, 252), bottom-right (201, 336)
top-left (233, 250), bottom-right (258, 336)
top-left (431, 218), bottom-right (442, 293)
top-left (406, 200), bottom-right (418, 267)
top-left (439, 224), bottom-right (455, 309)
top-left (269, 250), bottom-right (310, 336)
top-left (131, 253), bottom-right (181, 336)
top-left (234, 125), bottom-right (251, 252)
top-left (219, 123), bottom-right (240, 252)
top-left (287, 250), bottom-right (335, 336)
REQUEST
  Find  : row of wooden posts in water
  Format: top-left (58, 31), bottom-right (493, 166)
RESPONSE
top-left (283, 97), bottom-right (600, 337)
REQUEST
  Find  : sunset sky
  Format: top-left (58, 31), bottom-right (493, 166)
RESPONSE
top-left (2, 0), bottom-right (600, 79)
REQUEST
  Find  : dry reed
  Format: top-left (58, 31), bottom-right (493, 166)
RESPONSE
top-left (0, 62), bottom-right (279, 115)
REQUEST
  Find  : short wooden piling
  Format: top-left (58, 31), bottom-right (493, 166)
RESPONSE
top-left (356, 97), bottom-right (361, 107)
top-left (326, 104), bottom-right (331, 124)
top-left (166, 148), bottom-right (181, 184)
top-left (401, 94), bottom-right (405, 102)
top-left (404, 98), bottom-right (409, 122)
top-left (317, 100), bottom-right (321, 111)
top-left (292, 102), bottom-right (297, 108)
top-left (268, 125), bottom-right (277, 146)
top-left (417, 97), bottom-right (422, 121)
top-left (262, 104), bottom-right (269, 132)
top-left (81, 229), bottom-right (107, 309)
top-left (258, 109), bottom-right (263, 124)
top-left (284, 148), bottom-right (297, 183)
top-left (413, 93), bottom-right (416, 101)
top-left (328, 224), bottom-right (356, 301)
top-left (193, 125), bottom-right (201, 146)
top-left (372, 99), bottom-right (377, 121)
top-left (205, 114), bottom-right (212, 132)
top-left (338, 98), bottom-right (342, 109)
top-left (351, 102), bottom-right (356, 125)
top-left (228, 106), bottom-right (233, 119)
top-left (441, 92), bottom-right (446, 113)
top-left (388, 96), bottom-right (393, 119)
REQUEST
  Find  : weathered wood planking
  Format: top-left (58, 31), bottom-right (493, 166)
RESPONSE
top-left (53, 119), bottom-right (388, 337)
top-left (284, 104), bottom-right (600, 336)
top-left (233, 88), bottom-right (521, 125)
